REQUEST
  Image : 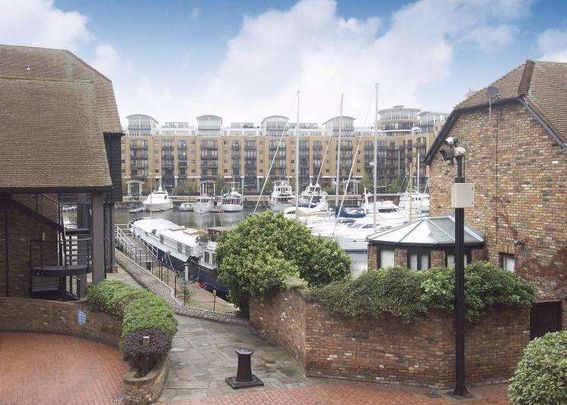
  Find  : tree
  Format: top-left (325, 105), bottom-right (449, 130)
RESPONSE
top-left (216, 211), bottom-right (351, 315)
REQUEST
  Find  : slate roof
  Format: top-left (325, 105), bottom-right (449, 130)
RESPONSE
top-left (367, 216), bottom-right (484, 248)
top-left (425, 60), bottom-right (567, 163)
top-left (0, 44), bottom-right (122, 133)
top-left (0, 77), bottom-right (112, 191)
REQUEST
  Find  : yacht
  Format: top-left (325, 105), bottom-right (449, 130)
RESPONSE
top-left (143, 187), bottom-right (173, 212)
top-left (222, 187), bottom-right (244, 212)
top-left (361, 189), bottom-right (399, 215)
top-left (399, 191), bottom-right (430, 214)
top-left (299, 183), bottom-right (327, 208)
top-left (194, 196), bottom-right (213, 214)
top-left (178, 202), bottom-right (193, 211)
top-left (269, 180), bottom-right (295, 212)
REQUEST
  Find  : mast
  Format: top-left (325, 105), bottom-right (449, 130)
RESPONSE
top-left (295, 90), bottom-right (300, 219)
top-left (373, 83), bottom-right (379, 232)
top-left (408, 159), bottom-right (413, 222)
top-left (335, 94), bottom-right (343, 210)
top-left (416, 149), bottom-right (420, 193)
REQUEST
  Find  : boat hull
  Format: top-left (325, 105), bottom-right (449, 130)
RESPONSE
top-left (143, 202), bottom-right (173, 212)
top-left (222, 203), bottom-right (244, 212)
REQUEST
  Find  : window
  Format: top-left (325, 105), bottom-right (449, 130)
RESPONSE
top-left (177, 242), bottom-right (183, 253)
top-left (500, 253), bottom-right (515, 272)
top-left (446, 253), bottom-right (468, 268)
top-left (159, 235), bottom-right (164, 244)
top-left (409, 251), bottom-right (430, 271)
top-left (205, 252), bottom-right (210, 263)
top-left (185, 246), bottom-right (192, 256)
top-left (380, 249), bottom-right (395, 268)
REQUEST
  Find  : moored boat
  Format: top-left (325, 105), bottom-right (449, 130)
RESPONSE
top-left (269, 180), bottom-right (294, 211)
top-left (142, 187), bottom-right (173, 212)
top-left (222, 187), bottom-right (244, 212)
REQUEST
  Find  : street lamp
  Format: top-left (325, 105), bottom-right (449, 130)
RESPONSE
top-left (440, 137), bottom-right (473, 397)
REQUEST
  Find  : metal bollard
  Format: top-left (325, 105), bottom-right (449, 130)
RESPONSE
top-left (225, 347), bottom-right (264, 389)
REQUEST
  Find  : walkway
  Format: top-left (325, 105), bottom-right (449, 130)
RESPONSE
top-left (0, 332), bottom-right (127, 405)
top-left (111, 260), bottom-right (510, 404)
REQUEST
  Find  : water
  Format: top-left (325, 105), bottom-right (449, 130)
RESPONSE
top-left (114, 208), bottom-right (368, 276)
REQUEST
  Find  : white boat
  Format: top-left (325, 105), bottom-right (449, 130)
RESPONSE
top-left (222, 187), bottom-right (244, 212)
top-left (211, 196), bottom-right (223, 213)
top-left (269, 180), bottom-right (294, 211)
top-left (362, 189), bottom-right (400, 215)
top-left (399, 191), bottom-right (430, 214)
top-left (129, 206), bottom-right (145, 213)
top-left (178, 202), bottom-right (193, 211)
top-left (194, 196), bottom-right (213, 214)
top-left (299, 183), bottom-right (327, 208)
top-left (143, 187), bottom-right (173, 212)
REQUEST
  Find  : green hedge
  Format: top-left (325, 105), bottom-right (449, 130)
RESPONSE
top-left (509, 331), bottom-right (567, 405)
top-left (311, 262), bottom-right (535, 322)
top-left (87, 280), bottom-right (178, 374)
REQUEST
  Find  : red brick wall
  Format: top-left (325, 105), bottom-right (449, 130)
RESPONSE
top-left (251, 290), bottom-right (529, 388)
top-left (0, 297), bottom-right (121, 347)
top-left (429, 102), bottom-right (566, 301)
top-left (250, 290), bottom-right (306, 363)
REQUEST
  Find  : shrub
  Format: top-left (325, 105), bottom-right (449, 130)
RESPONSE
top-left (123, 329), bottom-right (173, 376)
top-left (87, 280), bottom-right (177, 375)
top-left (312, 262), bottom-right (535, 321)
top-left (216, 211), bottom-right (350, 315)
top-left (508, 331), bottom-right (567, 405)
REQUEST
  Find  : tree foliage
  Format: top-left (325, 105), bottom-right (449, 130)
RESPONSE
top-left (312, 262), bottom-right (535, 322)
top-left (216, 211), bottom-right (351, 315)
top-left (508, 331), bottom-right (567, 405)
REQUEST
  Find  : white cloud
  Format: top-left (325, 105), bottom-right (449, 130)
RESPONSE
top-left (190, 7), bottom-right (200, 19)
top-left (190, 0), bottom-right (532, 123)
top-left (538, 28), bottom-right (567, 62)
top-left (0, 0), bottom-right (90, 51)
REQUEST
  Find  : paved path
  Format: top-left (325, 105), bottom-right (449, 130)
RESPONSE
top-left (0, 332), bottom-right (127, 405)
top-left (111, 260), bottom-right (510, 404)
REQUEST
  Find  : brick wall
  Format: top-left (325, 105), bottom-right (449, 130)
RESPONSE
top-left (429, 102), bottom-right (566, 301)
top-left (0, 195), bottom-right (58, 298)
top-left (0, 297), bottom-right (121, 347)
top-left (251, 290), bottom-right (529, 388)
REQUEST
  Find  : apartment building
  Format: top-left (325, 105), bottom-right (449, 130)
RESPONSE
top-left (122, 108), bottom-right (444, 195)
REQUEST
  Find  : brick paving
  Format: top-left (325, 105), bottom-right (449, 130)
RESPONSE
top-left (163, 382), bottom-right (509, 404)
top-left (0, 332), bottom-right (127, 405)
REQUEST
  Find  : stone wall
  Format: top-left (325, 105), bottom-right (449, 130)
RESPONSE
top-left (251, 290), bottom-right (530, 388)
top-left (0, 297), bottom-right (121, 347)
top-left (123, 357), bottom-right (169, 405)
top-left (428, 102), bottom-right (566, 301)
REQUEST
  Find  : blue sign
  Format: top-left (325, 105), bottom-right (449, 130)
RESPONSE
top-left (77, 309), bottom-right (87, 325)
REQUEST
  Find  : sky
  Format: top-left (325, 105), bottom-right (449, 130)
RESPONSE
top-left (1, 0), bottom-right (566, 126)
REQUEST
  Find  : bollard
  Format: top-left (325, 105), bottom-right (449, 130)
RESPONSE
top-left (225, 347), bottom-right (264, 389)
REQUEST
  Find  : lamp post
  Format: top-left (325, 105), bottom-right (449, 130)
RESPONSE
top-left (453, 154), bottom-right (467, 397)
top-left (440, 137), bottom-right (471, 397)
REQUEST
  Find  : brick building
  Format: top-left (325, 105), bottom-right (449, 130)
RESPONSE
top-left (0, 45), bottom-right (123, 299)
top-left (121, 108), bottom-right (445, 195)
top-left (424, 60), bottom-right (566, 336)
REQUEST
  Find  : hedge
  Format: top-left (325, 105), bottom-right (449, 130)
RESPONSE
top-left (87, 280), bottom-right (178, 375)
top-left (311, 262), bottom-right (535, 322)
top-left (508, 331), bottom-right (567, 405)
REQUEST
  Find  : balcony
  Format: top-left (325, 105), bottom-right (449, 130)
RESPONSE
top-left (201, 142), bottom-right (218, 150)
top-left (130, 143), bottom-right (148, 150)
top-left (231, 143), bottom-right (241, 149)
top-left (244, 143), bottom-right (256, 150)
top-left (201, 152), bottom-right (218, 160)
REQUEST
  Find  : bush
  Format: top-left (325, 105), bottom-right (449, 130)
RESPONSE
top-left (87, 280), bottom-right (177, 374)
top-left (123, 329), bottom-right (173, 376)
top-left (216, 211), bottom-right (350, 315)
top-left (312, 262), bottom-right (535, 321)
top-left (508, 331), bottom-right (567, 405)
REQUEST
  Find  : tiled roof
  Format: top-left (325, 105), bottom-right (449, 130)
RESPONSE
top-left (0, 77), bottom-right (112, 190)
top-left (0, 44), bottom-right (122, 133)
top-left (455, 60), bottom-right (567, 143)
top-left (425, 60), bottom-right (567, 163)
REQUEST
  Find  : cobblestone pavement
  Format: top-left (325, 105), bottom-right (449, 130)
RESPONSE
top-left (0, 332), bottom-right (127, 405)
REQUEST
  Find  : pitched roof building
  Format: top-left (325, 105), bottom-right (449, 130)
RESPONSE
top-left (424, 60), bottom-right (566, 339)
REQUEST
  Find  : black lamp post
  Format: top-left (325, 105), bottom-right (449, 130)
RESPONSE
top-left (440, 137), bottom-right (469, 397)
top-left (453, 155), bottom-right (467, 397)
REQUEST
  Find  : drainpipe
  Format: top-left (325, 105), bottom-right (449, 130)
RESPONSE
top-left (3, 197), bottom-right (10, 296)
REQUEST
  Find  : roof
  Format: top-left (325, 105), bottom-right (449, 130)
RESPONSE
top-left (0, 44), bottom-right (122, 133)
top-left (126, 114), bottom-right (158, 123)
top-left (0, 77), bottom-right (112, 191)
top-left (322, 116), bottom-right (356, 125)
top-left (425, 60), bottom-right (567, 163)
top-left (367, 216), bottom-right (484, 248)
